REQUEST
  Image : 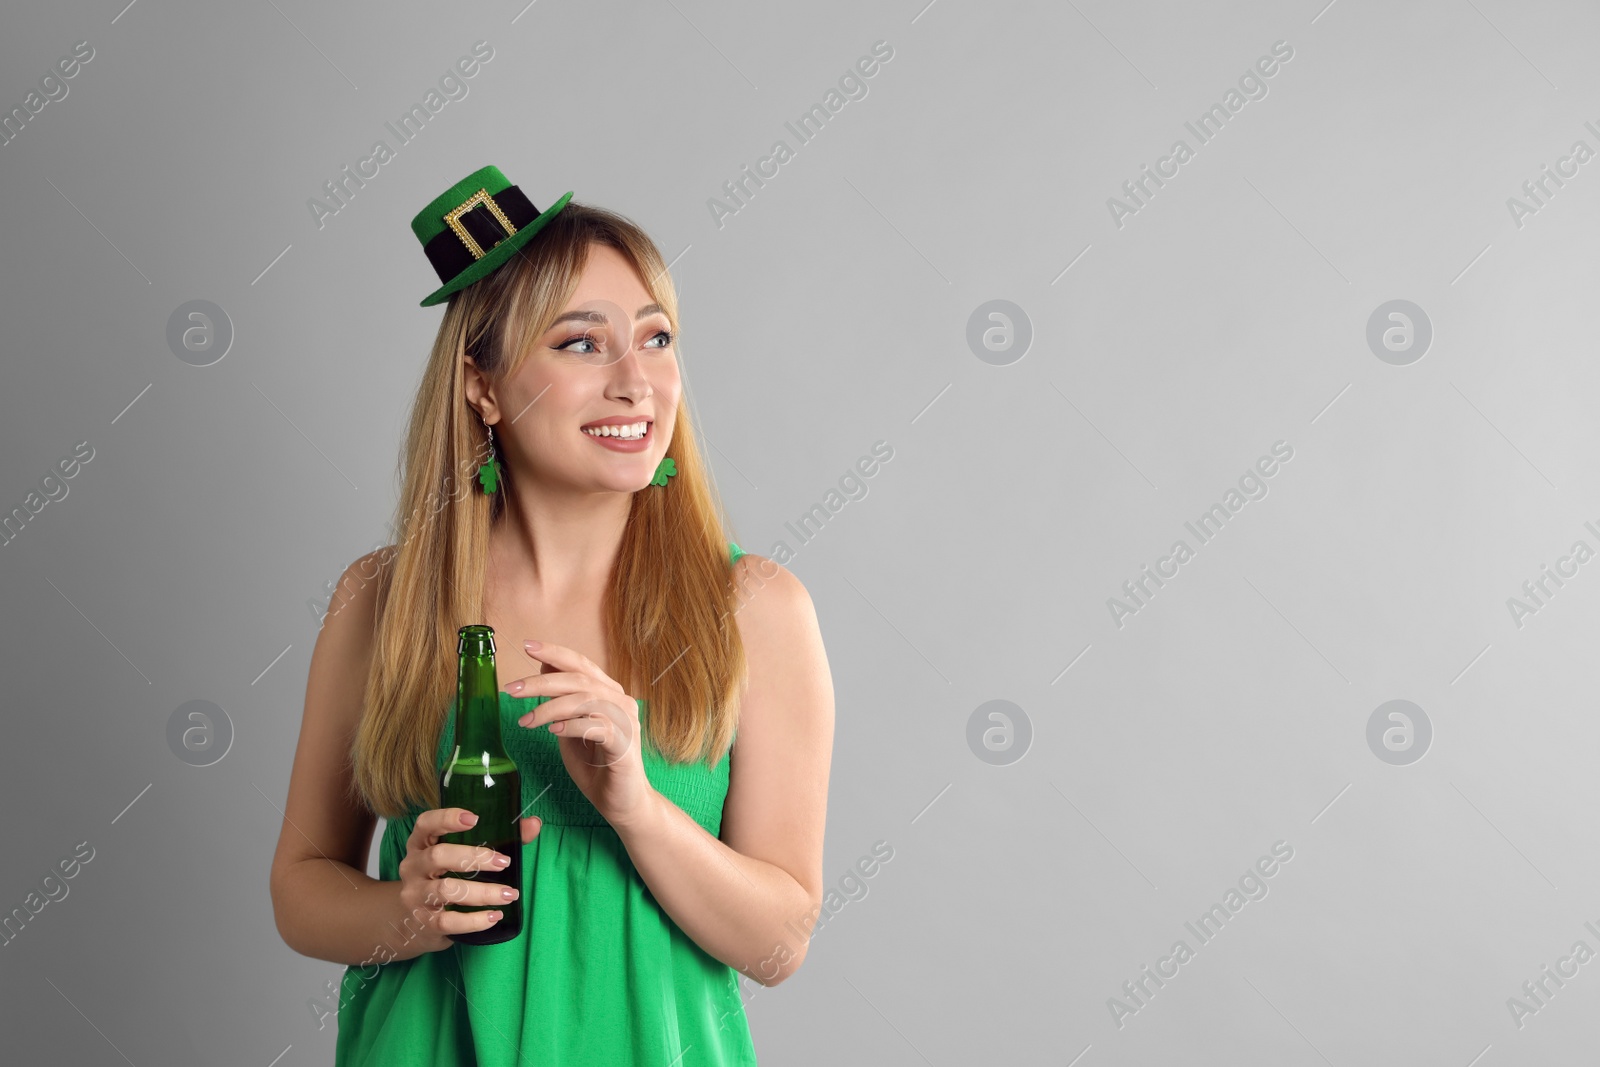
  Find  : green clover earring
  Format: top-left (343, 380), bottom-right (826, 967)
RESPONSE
top-left (651, 456), bottom-right (676, 487)
top-left (478, 424), bottom-right (503, 495)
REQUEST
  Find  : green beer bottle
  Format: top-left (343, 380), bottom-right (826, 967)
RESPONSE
top-left (438, 624), bottom-right (523, 945)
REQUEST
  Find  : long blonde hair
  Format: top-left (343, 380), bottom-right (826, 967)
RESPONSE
top-left (350, 202), bottom-right (747, 820)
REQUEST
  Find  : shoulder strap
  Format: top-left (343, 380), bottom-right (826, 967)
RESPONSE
top-left (728, 540), bottom-right (746, 565)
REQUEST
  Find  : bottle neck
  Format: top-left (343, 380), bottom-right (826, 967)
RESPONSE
top-left (455, 647), bottom-right (507, 761)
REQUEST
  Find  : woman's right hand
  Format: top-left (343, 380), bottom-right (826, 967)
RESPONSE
top-left (396, 807), bottom-right (522, 952)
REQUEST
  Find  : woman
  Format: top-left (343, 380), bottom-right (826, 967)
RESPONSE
top-left (269, 167), bottom-right (835, 1065)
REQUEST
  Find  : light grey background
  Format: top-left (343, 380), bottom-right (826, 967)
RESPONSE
top-left (1, 0), bottom-right (1596, 1063)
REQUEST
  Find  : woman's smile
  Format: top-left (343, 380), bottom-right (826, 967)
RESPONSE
top-left (580, 416), bottom-right (653, 452)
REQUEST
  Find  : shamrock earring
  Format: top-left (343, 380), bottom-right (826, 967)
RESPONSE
top-left (478, 423), bottom-right (504, 495)
top-left (651, 456), bottom-right (676, 487)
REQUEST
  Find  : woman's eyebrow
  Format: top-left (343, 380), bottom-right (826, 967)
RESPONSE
top-left (547, 303), bottom-right (664, 329)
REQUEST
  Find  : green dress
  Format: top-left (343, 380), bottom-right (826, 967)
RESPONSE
top-left (335, 542), bottom-right (758, 1065)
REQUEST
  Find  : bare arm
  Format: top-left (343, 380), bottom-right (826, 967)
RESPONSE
top-left (272, 858), bottom-right (416, 966)
top-left (269, 550), bottom-right (433, 966)
top-left (612, 555), bottom-right (834, 987)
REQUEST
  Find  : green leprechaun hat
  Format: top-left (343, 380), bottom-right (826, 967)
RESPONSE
top-left (412, 165), bottom-right (573, 307)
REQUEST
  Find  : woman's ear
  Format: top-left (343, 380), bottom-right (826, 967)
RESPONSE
top-left (462, 355), bottom-right (501, 424)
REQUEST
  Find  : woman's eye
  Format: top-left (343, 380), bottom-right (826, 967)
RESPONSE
top-left (644, 329), bottom-right (674, 349)
top-left (556, 334), bottom-right (600, 354)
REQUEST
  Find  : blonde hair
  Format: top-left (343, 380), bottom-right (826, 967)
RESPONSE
top-left (350, 202), bottom-right (747, 819)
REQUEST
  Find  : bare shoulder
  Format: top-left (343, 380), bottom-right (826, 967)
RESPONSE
top-left (727, 552), bottom-right (828, 674)
top-left (730, 551), bottom-right (810, 616)
top-left (324, 544), bottom-right (399, 631)
top-left (311, 542), bottom-right (400, 728)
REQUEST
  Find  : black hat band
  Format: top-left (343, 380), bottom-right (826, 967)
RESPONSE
top-left (422, 184), bottom-right (543, 285)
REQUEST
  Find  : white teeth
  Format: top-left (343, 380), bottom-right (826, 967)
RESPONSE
top-left (583, 421), bottom-right (648, 440)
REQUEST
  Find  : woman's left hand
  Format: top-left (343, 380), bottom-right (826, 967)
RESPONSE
top-left (504, 640), bottom-right (655, 829)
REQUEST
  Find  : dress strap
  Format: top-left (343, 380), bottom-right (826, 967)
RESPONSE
top-left (728, 540), bottom-right (746, 565)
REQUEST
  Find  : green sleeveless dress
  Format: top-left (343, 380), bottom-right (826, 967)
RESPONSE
top-left (335, 542), bottom-right (757, 1065)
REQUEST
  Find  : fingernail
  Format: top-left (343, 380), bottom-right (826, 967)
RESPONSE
top-left (493, 854), bottom-right (510, 867)
top-left (502, 887), bottom-right (519, 900)
top-left (507, 680), bottom-right (523, 694)
top-left (525, 640), bottom-right (541, 651)
top-left (462, 812), bottom-right (478, 827)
